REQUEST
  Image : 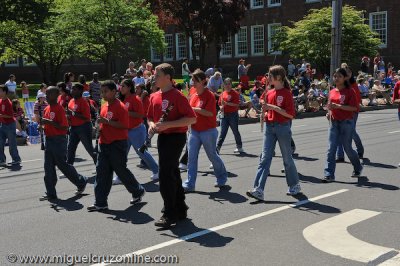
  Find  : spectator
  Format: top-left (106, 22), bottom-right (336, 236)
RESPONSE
top-left (205, 66), bottom-right (216, 78)
top-left (20, 81), bottom-right (29, 103)
top-left (357, 75), bottom-right (374, 106)
top-left (372, 79), bottom-right (392, 105)
top-left (133, 70), bottom-right (145, 86)
top-left (237, 59), bottom-right (251, 89)
top-left (64, 72), bottom-right (75, 91)
top-left (287, 60), bottom-right (296, 82)
top-left (360, 56), bottom-right (370, 74)
top-left (5, 74), bottom-right (17, 99)
top-left (138, 59), bottom-right (147, 73)
top-left (301, 59), bottom-right (307, 69)
top-left (237, 87), bottom-right (253, 117)
top-left (145, 62), bottom-right (154, 75)
top-left (36, 83), bottom-right (47, 96)
top-left (126, 61), bottom-right (137, 78)
top-left (207, 71), bottom-right (223, 94)
top-left (33, 92), bottom-right (48, 122)
top-left (182, 58), bottom-right (191, 87)
top-left (78, 75), bottom-right (89, 92)
top-left (12, 99), bottom-right (27, 136)
top-left (89, 72), bottom-right (101, 106)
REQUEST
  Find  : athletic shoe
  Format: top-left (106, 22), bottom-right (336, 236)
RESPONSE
top-left (0, 161), bottom-right (6, 167)
top-left (87, 205), bottom-right (108, 212)
top-left (75, 181), bottom-right (87, 195)
top-left (322, 176), bottom-right (335, 183)
top-left (351, 166), bottom-right (363, 178)
top-left (209, 164), bottom-right (214, 169)
top-left (358, 153), bottom-right (364, 159)
top-left (130, 189), bottom-right (146, 205)
top-left (286, 183), bottom-right (302, 196)
top-left (39, 194), bottom-right (58, 201)
top-left (281, 168), bottom-right (285, 173)
top-left (154, 216), bottom-right (177, 228)
top-left (59, 174), bottom-right (66, 179)
top-left (136, 163), bottom-right (148, 169)
top-left (335, 158), bottom-right (345, 163)
top-left (8, 160), bottom-right (21, 165)
top-left (150, 173), bottom-right (159, 181)
top-left (246, 188), bottom-right (264, 201)
top-left (234, 147), bottom-right (244, 153)
top-left (214, 182), bottom-right (226, 188)
top-left (112, 176), bottom-right (122, 185)
top-left (182, 186), bottom-right (194, 193)
top-left (179, 163), bottom-right (188, 170)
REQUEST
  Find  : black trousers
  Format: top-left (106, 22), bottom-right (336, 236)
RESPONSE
top-left (158, 133), bottom-right (187, 219)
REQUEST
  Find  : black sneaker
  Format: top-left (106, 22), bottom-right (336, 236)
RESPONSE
top-left (336, 158), bottom-right (345, 163)
top-left (75, 183), bottom-right (87, 195)
top-left (154, 216), bottom-right (177, 228)
top-left (130, 189), bottom-right (146, 205)
top-left (322, 176), bottom-right (335, 183)
top-left (39, 194), bottom-right (58, 201)
top-left (358, 153), bottom-right (364, 159)
top-left (87, 205), bottom-right (108, 212)
top-left (351, 169), bottom-right (363, 178)
top-left (136, 163), bottom-right (148, 169)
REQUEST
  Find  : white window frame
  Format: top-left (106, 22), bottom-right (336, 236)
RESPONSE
top-left (189, 31), bottom-right (200, 60)
top-left (235, 27), bottom-right (248, 57)
top-left (268, 23), bottom-right (282, 54)
top-left (22, 57), bottom-right (36, 66)
top-left (250, 0), bottom-right (264, 9)
top-left (251, 25), bottom-right (265, 56)
top-left (267, 0), bottom-right (281, 7)
top-left (369, 11), bottom-right (388, 48)
top-left (305, 0), bottom-right (320, 3)
top-left (164, 34), bottom-right (174, 61)
top-left (220, 35), bottom-right (232, 58)
top-left (4, 57), bottom-right (19, 67)
top-left (150, 46), bottom-right (161, 62)
top-left (175, 33), bottom-right (187, 60)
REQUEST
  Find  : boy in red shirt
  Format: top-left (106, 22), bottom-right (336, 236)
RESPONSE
top-left (87, 80), bottom-right (145, 212)
top-left (39, 87), bottom-right (87, 201)
top-left (66, 84), bottom-right (97, 167)
top-left (147, 63), bottom-right (196, 228)
top-left (0, 85), bottom-right (21, 166)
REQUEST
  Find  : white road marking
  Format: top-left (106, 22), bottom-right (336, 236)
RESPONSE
top-left (293, 124), bottom-right (307, 128)
top-left (92, 189), bottom-right (348, 266)
top-left (303, 209), bottom-right (398, 264)
top-left (21, 159), bottom-right (42, 163)
top-left (388, 130), bottom-right (400, 134)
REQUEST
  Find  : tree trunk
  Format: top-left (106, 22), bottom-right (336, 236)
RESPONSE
top-left (49, 63), bottom-right (62, 86)
top-left (199, 37), bottom-right (206, 69)
top-left (104, 53), bottom-right (112, 78)
top-left (37, 62), bottom-right (49, 84)
top-left (215, 44), bottom-right (221, 68)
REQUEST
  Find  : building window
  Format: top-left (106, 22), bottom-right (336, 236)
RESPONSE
top-left (189, 31), bottom-right (200, 60)
top-left (4, 58), bottom-right (19, 67)
top-left (267, 0), bottom-right (281, 7)
top-left (176, 33), bottom-right (187, 60)
top-left (305, 0), bottom-right (320, 3)
top-left (251, 25), bottom-right (264, 56)
top-left (235, 27), bottom-right (248, 57)
top-left (22, 57), bottom-right (36, 66)
top-left (369, 11), bottom-right (387, 48)
top-left (268, 23), bottom-right (281, 54)
top-left (151, 47), bottom-right (161, 62)
top-left (164, 34), bottom-right (174, 61)
top-left (250, 0), bottom-right (264, 9)
top-left (220, 35), bottom-right (232, 58)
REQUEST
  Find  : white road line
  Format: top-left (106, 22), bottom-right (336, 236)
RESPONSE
top-left (293, 124), bottom-right (307, 128)
top-left (21, 159), bottom-right (42, 163)
top-left (388, 130), bottom-right (400, 134)
top-left (303, 209), bottom-right (398, 264)
top-left (92, 189), bottom-right (348, 266)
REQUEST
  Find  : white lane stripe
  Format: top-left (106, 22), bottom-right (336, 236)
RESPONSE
top-left (303, 209), bottom-right (396, 264)
top-left (92, 189), bottom-right (348, 266)
top-left (21, 159), bottom-right (42, 163)
top-left (293, 124), bottom-right (307, 128)
top-left (388, 130), bottom-right (400, 134)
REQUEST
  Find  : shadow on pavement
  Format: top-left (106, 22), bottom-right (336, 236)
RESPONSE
top-left (142, 180), bottom-right (160, 192)
top-left (293, 154), bottom-right (319, 162)
top-left (198, 170), bottom-right (238, 178)
top-left (191, 185), bottom-right (248, 204)
top-left (104, 202), bottom-right (154, 225)
top-left (49, 194), bottom-right (87, 212)
top-left (336, 176), bottom-right (399, 191)
top-left (361, 158), bottom-right (398, 169)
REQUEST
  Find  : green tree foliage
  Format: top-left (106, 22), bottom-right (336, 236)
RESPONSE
top-left (61, 0), bottom-right (165, 77)
top-left (277, 5), bottom-right (381, 74)
top-left (0, 0), bottom-right (51, 24)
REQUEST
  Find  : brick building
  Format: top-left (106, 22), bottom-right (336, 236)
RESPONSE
top-left (1, 0), bottom-right (398, 82)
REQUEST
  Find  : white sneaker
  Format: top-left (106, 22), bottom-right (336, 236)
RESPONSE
top-left (234, 147), bottom-right (244, 153)
top-left (151, 173), bottom-right (159, 181)
top-left (59, 174), bottom-right (66, 179)
top-left (179, 163), bottom-right (188, 170)
top-left (246, 188), bottom-right (264, 201)
top-left (287, 183), bottom-right (302, 196)
top-left (209, 164), bottom-right (214, 169)
top-left (112, 176), bottom-right (122, 185)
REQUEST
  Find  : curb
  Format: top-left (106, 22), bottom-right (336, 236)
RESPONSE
top-left (238, 104), bottom-right (399, 125)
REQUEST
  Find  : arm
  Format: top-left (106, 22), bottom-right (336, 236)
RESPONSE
top-left (264, 104), bottom-right (294, 119)
top-left (328, 102), bottom-right (357, 112)
top-left (155, 116), bottom-right (196, 132)
top-left (128, 111), bottom-right (145, 118)
top-left (98, 117), bottom-right (127, 129)
top-left (192, 107), bottom-right (213, 117)
top-left (41, 118), bottom-right (68, 130)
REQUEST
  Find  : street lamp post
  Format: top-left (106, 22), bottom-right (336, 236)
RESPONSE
top-left (330, 0), bottom-right (343, 83)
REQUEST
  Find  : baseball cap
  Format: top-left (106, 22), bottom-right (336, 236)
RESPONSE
top-left (37, 92), bottom-right (46, 99)
top-left (82, 91), bottom-right (90, 97)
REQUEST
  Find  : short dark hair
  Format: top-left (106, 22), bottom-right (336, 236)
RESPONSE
top-left (72, 83), bottom-right (84, 92)
top-left (57, 82), bottom-right (66, 90)
top-left (39, 83), bottom-right (47, 89)
top-left (192, 69), bottom-right (206, 84)
top-left (9, 74), bottom-right (15, 79)
top-left (141, 59), bottom-right (147, 63)
top-left (101, 80), bottom-right (117, 91)
top-left (155, 63), bottom-right (174, 80)
top-left (0, 84), bottom-right (9, 93)
top-left (46, 86), bottom-right (59, 96)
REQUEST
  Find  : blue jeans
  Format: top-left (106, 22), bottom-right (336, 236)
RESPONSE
top-left (398, 112), bottom-right (400, 121)
top-left (95, 140), bottom-right (144, 207)
top-left (127, 124), bottom-right (158, 174)
top-left (67, 122), bottom-right (96, 165)
top-left (0, 122), bottom-right (21, 163)
top-left (325, 120), bottom-right (363, 178)
top-left (44, 136), bottom-right (86, 197)
top-left (217, 112), bottom-right (243, 149)
top-left (336, 113), bottom-right (364, 158)
top-left (184, 128), bottom-right (227, 189)
top-left (253, 122), bottom-right (299, 191)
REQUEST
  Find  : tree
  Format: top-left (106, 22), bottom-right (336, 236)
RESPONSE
top-left (276, 5), bottom-right (381, 74)
top-left (62, 0), bottom-right (165, 77)
top-left (0, 2), bottom-right (78, 84)
top-left (0, 0), bottom-right (51, 24)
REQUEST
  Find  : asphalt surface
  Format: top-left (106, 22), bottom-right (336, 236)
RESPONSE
top-left (1, 108), bottom-right (399, 266)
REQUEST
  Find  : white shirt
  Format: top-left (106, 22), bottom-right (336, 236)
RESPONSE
top-left (5, 80), bottom-right (17, 93)
top-left (182, 63), bottom-right (190, 76)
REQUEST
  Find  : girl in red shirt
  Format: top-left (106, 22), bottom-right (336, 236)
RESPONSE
top-left (323, 68), bottom-right (363, 182)
top-left (216, 78), bottom-right (244, 154)
top-left (182, 69), bottom-right (227, 192)
top-left (247, 65), bottom-right (300, 201)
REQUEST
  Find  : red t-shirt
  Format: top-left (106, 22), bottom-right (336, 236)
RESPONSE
top-left (0, 98), bottom-right (15, 124)
top-left (57, 94), bottom-right (71, 109)
top-left (68, 97), bottom-right (90, 126)
top-left (264, 88), bottom-right (295, 123)
top-left (83, 83), bottom-right (90, 92)
top-left (141, 95), bottom-right (150, 118)
top-left (43, 104), bottom-right (68, 137)
top-left (393, 81), bottom-right (400, 112)
top-left (329, 88), bottom-right (357, 121)
top-left (189, 87), bottom-right (197, 97)
top-left (147, 88), bottom-right (196, 134)
top-left (99, 99), bottom-right (129, 144)
top-left (219, 90), bottom-right (240, 114)
top-left (351, 82), bottom-right (361, 112)
top-left (190, 89), bottom-right (217, 131)
top-left (123, 94), bottom-right (144, 129)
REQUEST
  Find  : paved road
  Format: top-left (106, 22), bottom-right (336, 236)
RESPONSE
top-left (1, 109), bottom-right (399, 266)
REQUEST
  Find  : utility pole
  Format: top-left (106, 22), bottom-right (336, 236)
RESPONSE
top-left (329, 0), bottom-right (343, 83)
